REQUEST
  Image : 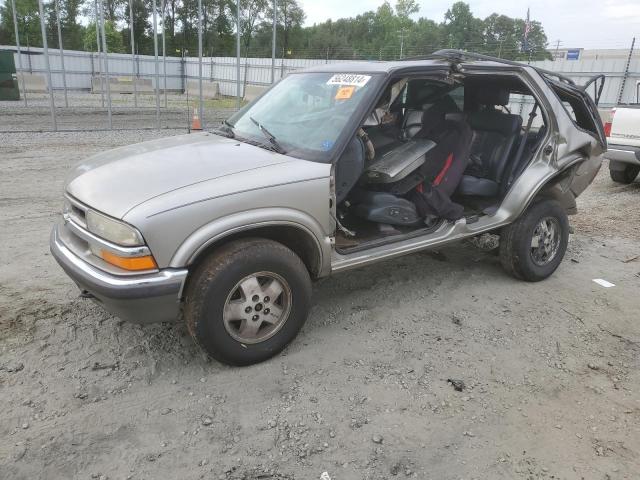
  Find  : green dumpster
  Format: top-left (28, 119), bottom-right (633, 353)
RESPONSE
top-left (0, 50), bottom-right (21, 101)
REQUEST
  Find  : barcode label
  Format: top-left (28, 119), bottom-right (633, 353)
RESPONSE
top-left (326, 74), bottom-right (371, 87)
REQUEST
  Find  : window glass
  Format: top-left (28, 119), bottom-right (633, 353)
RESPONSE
top-left (508, 93), bottom-right (546, 130)
top-left (228, 72), bottom-right (380, 162)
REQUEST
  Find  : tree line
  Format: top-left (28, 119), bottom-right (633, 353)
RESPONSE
top-left (0, 0), bottom-right (551, 61)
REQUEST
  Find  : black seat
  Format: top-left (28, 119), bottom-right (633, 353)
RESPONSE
top-left (401, 95), bottom-right (460, 140)
top-left (457, 88), bottom-right (522, 197)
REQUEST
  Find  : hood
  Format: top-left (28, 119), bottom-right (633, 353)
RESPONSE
top-left (65, 132), bottom-right (296, 219)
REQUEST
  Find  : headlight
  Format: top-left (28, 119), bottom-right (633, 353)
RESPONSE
top-left (86, 210), bottom-right (144, 247)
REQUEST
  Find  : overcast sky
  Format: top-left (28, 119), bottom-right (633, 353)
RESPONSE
top-left (298, 0), bottom-right (640, 49)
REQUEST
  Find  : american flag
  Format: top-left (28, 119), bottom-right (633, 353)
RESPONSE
top-left (524, 8), bottom-right (532, 51)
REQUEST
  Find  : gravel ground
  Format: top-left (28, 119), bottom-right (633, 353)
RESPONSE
top-left (1, 130), bottom-right (639, 480)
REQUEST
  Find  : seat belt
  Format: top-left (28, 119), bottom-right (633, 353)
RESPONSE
top-left (503, 104), bottom-right (538, 194)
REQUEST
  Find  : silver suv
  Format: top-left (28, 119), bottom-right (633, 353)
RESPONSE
top-left (51, 51), bottom-right (606, 365)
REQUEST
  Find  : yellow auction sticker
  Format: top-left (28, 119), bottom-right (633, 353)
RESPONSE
top-left (335, 86), bottom-right (356, 100)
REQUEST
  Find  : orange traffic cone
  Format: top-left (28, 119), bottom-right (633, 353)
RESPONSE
top-left (191, 108), bottom-right (202, 131)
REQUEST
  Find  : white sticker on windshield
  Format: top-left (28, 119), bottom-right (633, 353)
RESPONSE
top-left (326, 74), bottom-right (371, 87)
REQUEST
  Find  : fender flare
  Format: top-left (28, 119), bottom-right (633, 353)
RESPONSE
top-left (169, 208), bottom-right (332, 276)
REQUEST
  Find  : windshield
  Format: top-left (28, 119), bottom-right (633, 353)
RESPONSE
top-left (226, 72), bottom-right (380, 162)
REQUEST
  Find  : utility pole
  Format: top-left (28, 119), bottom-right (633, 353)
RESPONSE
top-left (617, 37), bottom-right (636, 105)
top-left (554, 39), bottom-right (562, 60)
top-left (398, 29), bottom-right (405, 59)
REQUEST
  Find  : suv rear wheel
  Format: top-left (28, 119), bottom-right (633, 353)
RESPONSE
top-left (183, 238), bottom-right (312, 365)
top-left (499, 199), bottom-right (569, 282)
top-left (609, 162), bottom-right (640, 184)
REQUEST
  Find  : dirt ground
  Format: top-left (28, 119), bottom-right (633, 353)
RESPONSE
top-left (1, 130), bottom-right (639, 480)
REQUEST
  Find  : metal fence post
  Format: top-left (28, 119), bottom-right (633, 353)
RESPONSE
top-left (10, 0), bottom-right (28, 106)
top-left (94, 0), bottom-right (104, 108)
top-left (128, 0), bottom-right (137, 107)
top-left (54, 0), bottom-right (68, 107)
top-left (152, 0), bottom-right (161, 128)
top-left (271, 0), bottom-right (276, 83)
top-left (37, 0), bottom-right (56, 131)
top-left (97, 0), bottom-right (112, 129)
top-left (617, 37), bottom-right (636, 105)
top-left (197, 0), bottom-right (203, 125)
top-left (161, 0), bottom-right (167, 108)
top-left (236, 0), bottom-right (241, 109)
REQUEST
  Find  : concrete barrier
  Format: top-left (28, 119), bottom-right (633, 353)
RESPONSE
top-left (243, 84), bottom-right (268, 102)
top-left (184, 79), bottom-right (219, 99)
top-left (91, 76), bottom-right (155, 94)
top-left (16, 72), bottom-right (48, 93)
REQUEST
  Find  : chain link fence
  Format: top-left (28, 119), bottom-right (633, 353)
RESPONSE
top-left (0, 0), bottom-right (637, 133)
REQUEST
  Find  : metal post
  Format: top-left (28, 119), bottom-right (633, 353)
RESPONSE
top-left (161, 0), bottom-right (167, 108)
top-left (94, 0), bottom-right (104, 107)
top-left (197, 0), bottom-right (203, 124)
top-left (236, 0), bottom-right (241, 109)
top-left (54, 0), bottom-right (68, 107)
top-left (97, 0), bottom-right (112, 129)
top-left (271, 0), bottom-right (276, 83)
top-left (128, 0), bottom-right (137, 107)
top-left (37, 0), bottom-right (56, 130)
top-left (617, 37), bottom-right (636, 105)
top-left (152, 0), bottom-right (160, 128)
top-left (10, 0), bottom-right (28, 106)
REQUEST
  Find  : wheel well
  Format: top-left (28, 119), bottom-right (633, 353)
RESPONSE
top-left (532, 166), bottom-right (578, 214)
top-left (188, 225), bottom-right (323, 279)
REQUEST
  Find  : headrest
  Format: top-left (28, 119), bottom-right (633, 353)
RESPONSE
top-left (420, 96), bottom-right (460, 130)
top-left (473, 87), bottom-right (510, 106)
top-left (468, 111), bottom-right (522, 135)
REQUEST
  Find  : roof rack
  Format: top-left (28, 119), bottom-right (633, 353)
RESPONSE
top-left (402, 49), bottom-right (576, 87)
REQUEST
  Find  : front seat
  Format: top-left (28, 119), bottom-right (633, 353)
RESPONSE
top-left (457, 88), bottom-right (522, 197)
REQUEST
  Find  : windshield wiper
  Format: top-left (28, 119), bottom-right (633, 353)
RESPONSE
top-left (249, 116), bottom-right (286, 154)
top-left (213, 120), bottom-right (235, 138)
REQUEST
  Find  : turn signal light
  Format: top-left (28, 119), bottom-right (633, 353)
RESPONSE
top-left (100, 250), bottom-right (158, 271)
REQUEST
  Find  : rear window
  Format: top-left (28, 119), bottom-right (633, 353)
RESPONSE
top-left (551, 84), bottom-right (601, 137)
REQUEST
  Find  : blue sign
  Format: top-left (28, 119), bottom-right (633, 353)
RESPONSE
top-left (566, 49), bottom-right (580, 60)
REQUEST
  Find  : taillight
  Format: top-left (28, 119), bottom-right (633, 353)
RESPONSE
top-left (604, 108), bottom-right (616, 137)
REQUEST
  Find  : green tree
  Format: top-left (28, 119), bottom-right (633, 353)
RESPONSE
top-left (443, 1), bottom-right (484, 50)
top-left (83, 19), bottom-right (125, 52)
top-left (0, 0), bottom-right (44, 47)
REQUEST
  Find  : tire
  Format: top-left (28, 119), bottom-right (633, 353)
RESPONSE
top-left (499, 199), bottom-right (569, 282)
top-left (183, 238), bottom-right (312, 366)
top-left (609, 164), bottom-right (640, 184)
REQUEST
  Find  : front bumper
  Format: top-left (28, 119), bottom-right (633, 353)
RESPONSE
top-left (604, 144), bottom-right (640, 166)
top-left (50, 223), bottom-right (188, 324)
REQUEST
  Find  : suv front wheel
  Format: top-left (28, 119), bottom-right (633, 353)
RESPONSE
top-left (499, 199), bottom-right (569, 282)
top-left (183, 238), bottom-right (312, 366)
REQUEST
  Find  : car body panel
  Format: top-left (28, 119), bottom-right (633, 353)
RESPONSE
top-left (50, 54), bottom-right (605, 325)
top-left (66, 132), bottom-right (297, 219)
top-left (604, 105), bottom-right (640, 168)
top-left (125, 168), bottom-right (332, 269)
